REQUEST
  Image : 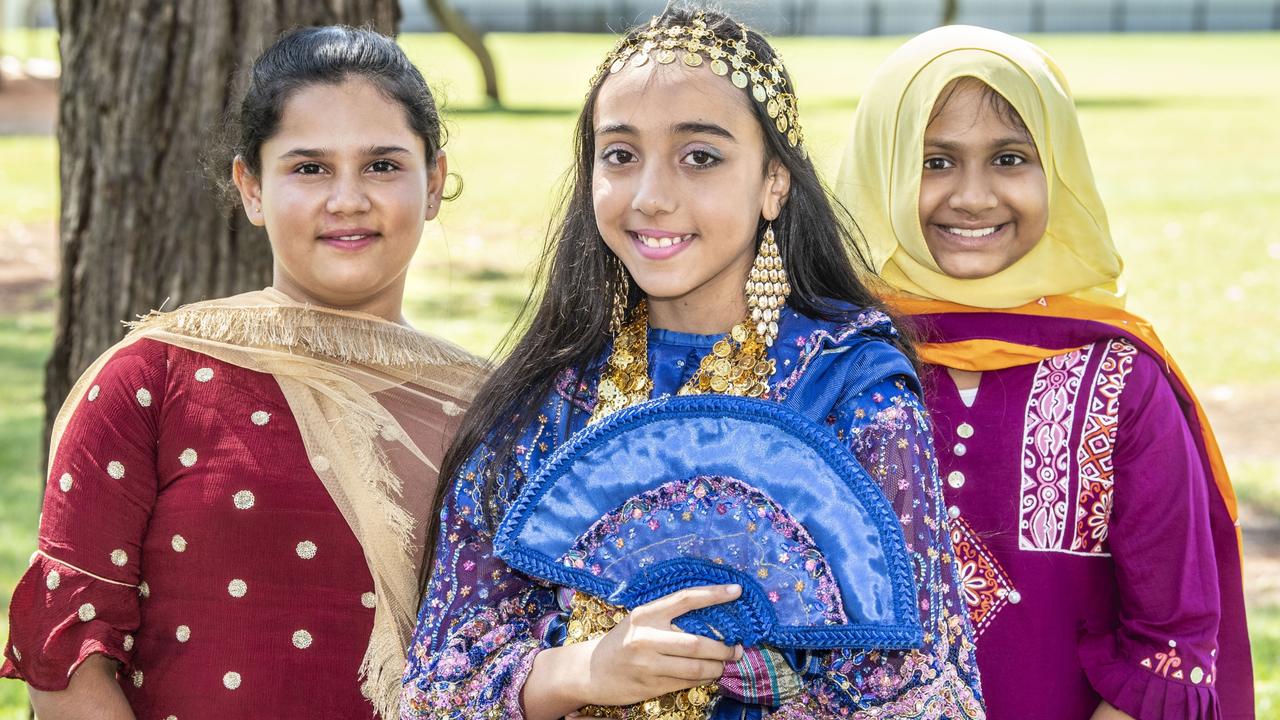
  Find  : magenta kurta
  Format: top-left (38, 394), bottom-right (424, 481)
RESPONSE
top-left (921, 334), bottom-right (1235, 719)
top-left (2, 339), bottom-right (381, 718)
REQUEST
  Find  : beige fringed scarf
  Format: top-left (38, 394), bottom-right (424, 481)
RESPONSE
top-left (49, 288), bottom-right (488, 718)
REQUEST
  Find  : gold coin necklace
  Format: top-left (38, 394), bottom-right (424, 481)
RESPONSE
top-left (575, 298), bottom-right (775, 718)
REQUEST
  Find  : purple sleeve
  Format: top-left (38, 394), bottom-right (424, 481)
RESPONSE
top-left (770, 378), bottom-right (985, 718)
top-left (399, 453), bottom-right (559, 719)
top-left (1077, 352), bottom-right (1221, 719)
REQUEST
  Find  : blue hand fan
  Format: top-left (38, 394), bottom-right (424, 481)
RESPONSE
top-left (495, 395), bottom-right (923, 650)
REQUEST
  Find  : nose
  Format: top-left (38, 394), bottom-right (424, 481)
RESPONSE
top-left (948, 167), bottom-right (998, 215)
top-left (630, 162), bottom-right (677, 216)
top-left (325, 171), bottom-right (372, 216)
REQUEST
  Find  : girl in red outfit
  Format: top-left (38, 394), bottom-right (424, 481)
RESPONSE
top-left (2, 26), bottom-right (485, 720)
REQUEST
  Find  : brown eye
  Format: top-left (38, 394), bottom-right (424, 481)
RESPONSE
top-left (297, 163), bottom-right (324, 175)
top-left (683, 149), bottom-right (720, 167)
top-left (923, 157), bottom-right (952, 171)
top-left (994, 153), bottom-right (1025, 167)
top-left (369, 160), bottom-right (398, 173)
top-left (603, 148), bottom-right (635, 165)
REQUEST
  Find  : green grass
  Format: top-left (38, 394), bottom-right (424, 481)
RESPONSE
top-left (2, 29), bottom-right (1279, 711)
top-left (1251, 604), bottom-right (1280, 718)
top-left (0, 137), bottom-right (57, 223)
top-left (0, 28), bottom-right (57, 64)
top-left (0, 311), bottom-right (51, 715)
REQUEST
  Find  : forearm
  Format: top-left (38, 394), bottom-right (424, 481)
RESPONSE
top-left (521, 642), bottom-right (591, 720)
top-left (28, 654), bottom-right (136, 720)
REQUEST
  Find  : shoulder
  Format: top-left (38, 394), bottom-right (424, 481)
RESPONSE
top-left (774, 300), bottom-right (916, 405)
top-left (784, 299), bottom-right (901, 345)
top-left (1069, 337), bottom-right (1166, 406)
top-left (78, 338), bottom-right (173, 408)
top-left (1082, 338), bottom-right (1189, 431)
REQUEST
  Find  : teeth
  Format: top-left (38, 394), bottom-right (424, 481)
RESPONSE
top-left (636, 233), bottom-right (690, 248)
top-left (944, 225), bottom-right (1000, 238)
top-left (335, 234), bottom-right (366, 241)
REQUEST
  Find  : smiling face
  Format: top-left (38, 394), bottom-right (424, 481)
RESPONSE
top-left (918, 78), bottom-right (1048, 280)
top-left (591, 61), bottom-right (790, 333)
top-left (233, 78), bottom-right (445, 317)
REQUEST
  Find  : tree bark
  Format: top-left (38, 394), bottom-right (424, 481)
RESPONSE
top-left (44, 0), bottom-right (400, 456)
top-left (426, 0), bottom-right (501, 105)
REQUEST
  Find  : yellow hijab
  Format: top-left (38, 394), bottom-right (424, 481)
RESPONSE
top-left (837, 25), bottom-right (1125, 309)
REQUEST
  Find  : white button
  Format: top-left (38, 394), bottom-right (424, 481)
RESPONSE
top-left (954, 443), bottom-right (967, 456)
top-left (957, 423), bottom-right (974, 439)
top-left (947, 505), bottom-right (961, 519)
top-left (1008, 590), bottom-right (1022, 604)
top-left (947, 470), bottom-right (965, 488)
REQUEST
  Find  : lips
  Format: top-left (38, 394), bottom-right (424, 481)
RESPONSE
top-left (930, 223), bottom-right (1010, 247)
top-left (318, 228), bottom-right (380, 251)
top-left (629, 230), bottom-right (695, 260)
top-left (942, 225), bottom-right (1002, 238)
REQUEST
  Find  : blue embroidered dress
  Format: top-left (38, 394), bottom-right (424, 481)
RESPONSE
top-left (400, 306), bottom-right (984, 719)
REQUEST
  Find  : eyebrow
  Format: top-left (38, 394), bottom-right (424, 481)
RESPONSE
top-left (594, 121), bottom-right (737, 141)
top-left (278, 145), bottom-right (413, 160)
top-left (672, 121), bottom-right (736, 141)
top-left (923, 136), bottom-right (1033, 152)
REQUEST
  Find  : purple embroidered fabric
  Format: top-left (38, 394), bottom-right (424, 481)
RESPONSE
top-left (924, 336), bottom-right (1235, 719)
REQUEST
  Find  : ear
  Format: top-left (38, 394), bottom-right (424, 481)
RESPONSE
top-left (231, 156), bottom-right (265, 227)
top-left (760, 159), bottom-right (791, 222)
top-left (425, 150), bottom-right (448, 222)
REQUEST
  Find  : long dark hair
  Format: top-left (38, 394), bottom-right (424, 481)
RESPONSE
top-left (419, 2), bottom-right (915, 597)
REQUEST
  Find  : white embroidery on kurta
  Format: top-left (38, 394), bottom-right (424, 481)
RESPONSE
top-left (1017, 340), bottom-right (1137, 556)
top-left (1070, 340), bottom-right (1136, 553)
top-left (1019, 345), bottom-right (1092, 550)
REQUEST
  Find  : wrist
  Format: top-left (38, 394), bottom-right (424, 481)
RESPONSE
top-left (557, 639), bottom-right (596, 705)
top-left (524, 641), bottom-right (595, 720)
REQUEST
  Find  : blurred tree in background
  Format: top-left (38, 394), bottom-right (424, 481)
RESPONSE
top-left (426, 0), bottom-right (501, 105)
top-left (44, 0), bottom-right (400, 458)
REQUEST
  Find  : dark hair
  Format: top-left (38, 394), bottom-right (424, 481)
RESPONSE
top-left (930, 76), bottom-right (1031, 140)
top-left (418, 2), bottom-right (916, 596)
top-left (213, 25), bottom-right (454, 199)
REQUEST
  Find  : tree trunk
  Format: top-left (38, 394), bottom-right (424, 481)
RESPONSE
top-left (44, 0), bottom-right (400, 457)
top-left (426, 0), bottom-right (501, 105)
top-left (942, 0), bottom-right (959, 25)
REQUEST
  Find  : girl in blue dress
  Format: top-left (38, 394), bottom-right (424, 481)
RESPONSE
top-left (400, 6), bottom-right (984, 719)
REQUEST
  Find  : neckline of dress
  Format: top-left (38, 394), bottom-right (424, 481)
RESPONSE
top-left (647, 326), bottom-right (724, 349)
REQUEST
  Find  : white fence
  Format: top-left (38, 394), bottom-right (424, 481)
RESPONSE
top-left (399, 0), bottom-right (1280, 34)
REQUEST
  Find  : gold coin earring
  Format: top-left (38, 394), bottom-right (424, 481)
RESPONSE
top-left (608, 256), bottom-right (630, 336)
top-left (746, 222), bottom-right (791, 347)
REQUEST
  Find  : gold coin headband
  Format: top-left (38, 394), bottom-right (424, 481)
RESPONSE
top-left (589, 13), bottom-right (806, 149)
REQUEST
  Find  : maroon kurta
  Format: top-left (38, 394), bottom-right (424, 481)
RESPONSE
top-left (3, 339), bottom-right (380, 718)
top-left (923, 338), bottom-right (1225, 719)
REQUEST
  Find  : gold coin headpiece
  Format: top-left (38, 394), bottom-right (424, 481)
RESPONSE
top-left (589, 13), bottom-right (805, 150)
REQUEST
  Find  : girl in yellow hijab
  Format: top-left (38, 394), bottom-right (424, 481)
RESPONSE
top-left (839, 25), bottom-right (1252, 720)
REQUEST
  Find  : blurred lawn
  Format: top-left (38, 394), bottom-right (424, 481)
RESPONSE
top-left (2, 29), bottom-right (1279, 715)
